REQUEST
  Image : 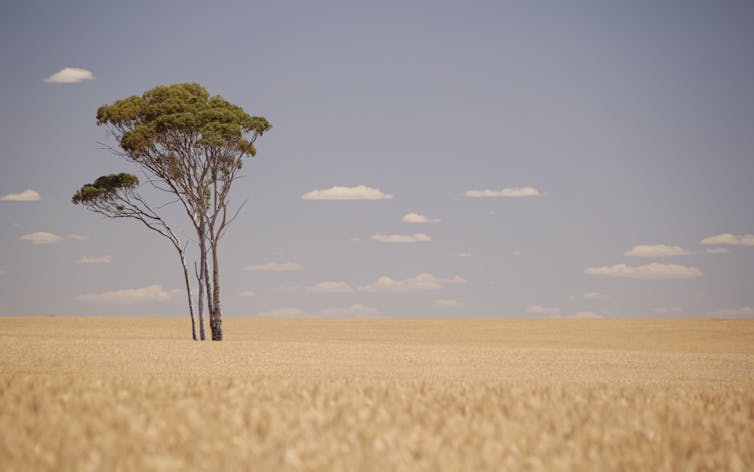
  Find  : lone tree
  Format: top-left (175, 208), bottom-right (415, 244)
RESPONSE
top-left (72, 173), bottom-right (199, 340)
top-left (77, 83), bottom-right (271, 340)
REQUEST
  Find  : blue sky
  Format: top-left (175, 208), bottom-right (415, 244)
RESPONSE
top-left (1, 0), bottom-right (753, 317)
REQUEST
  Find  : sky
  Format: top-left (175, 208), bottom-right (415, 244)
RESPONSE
top-left (1, 0), bottom-right (753, 318)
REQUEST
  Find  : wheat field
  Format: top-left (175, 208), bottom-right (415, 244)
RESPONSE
top-left (1, 317), bottom-right (752, 471)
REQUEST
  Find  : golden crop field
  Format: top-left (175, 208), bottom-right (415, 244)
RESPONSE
top-left (1, 317), bottom-right (753, 471)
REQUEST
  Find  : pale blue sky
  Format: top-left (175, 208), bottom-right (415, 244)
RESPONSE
top-left (1, 0), bottom-right (753, 317)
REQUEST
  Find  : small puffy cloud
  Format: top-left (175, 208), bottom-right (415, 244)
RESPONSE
top-left (372, 233), bottom-right (431, 244)
top-left (583, 292), bottom-right (610, 300)
top-left (434, 298), bottom-right (465, 308)
top-left (302, 185), bottom-right (393, 201)
top-left (76, 284), bottom-right (180, 303)
top-left (240, 290), bottom-right (256, 297)
top-left (67, 234), bottom-right (89, 241)
top-left (20, 231), bottom-right (62, 244)
top-left (44, 67), bottom-right (94, 83)
top-left (709, 306), bottom-right (754, 317)
top-left (526, 305), bottom-right (561, 316)
top-left (584, 263), bottom-right (702, 279)
top-left (402, 212), bottom-right (428, 223)
top-left (573, 311), bottom-right (603, 319)
top-left (320, 304), bottom-right (380, 317)
top-left (700, 233), bottom-right (754, 246)
top-left (244, 261), bottom-right (303, 272)
top-left (257, 308), bottom-right (310, 318)
top-left (1, 189), bottom-right (41, 201)
top-left (453, 252), bottom-right (472, 258)
top-left (402, 212), bottom-right (441, 224)
top-left (305, 281), bottom-right (355, 294)
top-left (76, 255), bottom-right (112, 264)
top-left (510, 251), bottom-right (523, 256)
top-left (705, 247), bottom-right (730, 254)
top-left (360, 273), bottom-right (466, 293)
top-left (465, 186), bottom-right (541, 198)
top-left (652, 306), bottom-right (683, 314)
top-left (624, 244), bottom-right (692, 258)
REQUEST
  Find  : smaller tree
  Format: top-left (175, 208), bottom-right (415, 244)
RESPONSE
top-left (72, 173), bottom-right (198, 340)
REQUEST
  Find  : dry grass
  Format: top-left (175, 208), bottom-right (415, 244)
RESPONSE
top-left (1, 317), bottom-right (753, 471)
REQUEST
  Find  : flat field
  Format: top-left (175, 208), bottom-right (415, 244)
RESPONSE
top-left (1, 317), bottom-right (753, 471)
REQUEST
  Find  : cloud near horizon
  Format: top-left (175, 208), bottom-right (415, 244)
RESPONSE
top-left (44, 67), bottom-right (94, 83)
top-left (465, 186), bottom-right (541, 198)
top-left (584, 263), bottom-right (703, 279)
top-left (624, 244), bottom-right (692, 258)
top-left (709, 306), bottom-right (754, 317)
top-left (302, 185), bottom-right (393, 200)
top-left (243, 261), bottom-right (303, 272)
top-left (75, 284), bottom-right (181, 303)
top-left (20, 232), bottom-right (62, 244)
top-left (360, 273), bottom-right (466, 292)
top-left (433, 298), bottom-right (465, 308)
top-left (305, 281), bottom-right (355, 294)
top-left (372, 233), bottom-right (431, 243)
top-left (76, 255), bottom-right (112, 264)
top-left (700, 233), bottom-right (754, 246)
top-left (526, 305), bottom-right (561, 316)
top-left (1, 189), bottom-right (41, 201)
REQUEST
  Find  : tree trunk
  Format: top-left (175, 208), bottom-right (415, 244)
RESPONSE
top-left (209, 242), bottom-right (223, 341)
top-left (196, 221), bottom-right (208, 341)
top-left (179, 252), bottom-right (197, 341)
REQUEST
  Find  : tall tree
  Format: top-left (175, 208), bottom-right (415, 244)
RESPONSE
top-left (72, 174), bottom-right (198, 340)
top-left (95, 83), bottom-right (271, 340)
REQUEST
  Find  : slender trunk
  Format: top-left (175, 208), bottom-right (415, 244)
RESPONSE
top-left (196, 221), bottom-right (207, 341)
top-left (209, 241), bottom-right (223, 340)
top-left (179, 252), bottom-right (197, 341)
top-left (203, 239), bottom-right (213, 334)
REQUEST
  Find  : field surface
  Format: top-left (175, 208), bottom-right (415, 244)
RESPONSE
top-left (1, 317), bottom-right (753, 471)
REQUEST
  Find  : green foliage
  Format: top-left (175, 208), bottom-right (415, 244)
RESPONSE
top-left (96, 83), bottom-right (271, 161)
top-left (72, 173), bottom-right (139, 204)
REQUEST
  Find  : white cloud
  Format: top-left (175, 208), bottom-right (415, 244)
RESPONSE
top-left (305, 281), bottom-right (355, 294)
top-left (510, 251), bottom-right (523, 256)
top-left (624, 244), bottom-right (692, 258)
top-left (433, 298), bottom-right (465, 308)
top-left (243, 261), bottom-right (303, 272)
top-left (360, 273), bottom-right (466, 293)
top-left (465, 186), bottom-right (541, 198)
top-left (652, 306), bottom-right (683, 314)
top-left (302, 185), bottom-right (393, 201)
top-left (402, 212), bottom-right (428, 223)
top-left (257, 308), bottom-right (310, 318)
top-left (584, 263), bottom-right (703, 279)
top-left (526, 305), bottom-right (561, 316)
top-left (20, 231), bottom-right (63, 244)
top-left (76, 284), bottom-right (180, 303)
top-left (67, 234), bottom-right (89, 241)
top-left (709, 307), bottom-right (754, 317)
top-left (44, 67), bottom-right (94, 83)
top-left (76, 255), bottom-right (112, 264)
top-left (705, 247), bottom-right (730, 254)
top-left (319, 304), bottom-right (380, 317)
top-left (1, 189), bottom-right (41, 201)
top-left (372, 233), bottom-right (431, 244)
top-left (583, 292), bottom-right (610, 300)
top-left (573, 311), bottom-right (603, 318)
top-left (240, 290), bottom-right (256, 297)
top-left (453, 252), bottom-right (472, 258)
top-left (700, 233), bottom-right (754, 247)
